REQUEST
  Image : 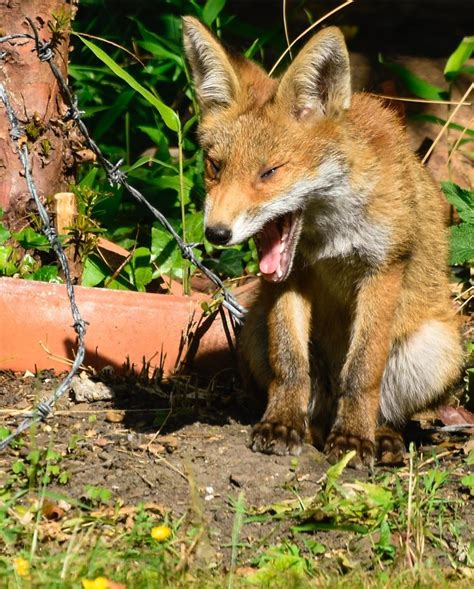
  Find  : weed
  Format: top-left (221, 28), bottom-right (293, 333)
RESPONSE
top-left (1, 446), bottom-right (70, 495)
top-left (84, 485), bottom-right (113, 506)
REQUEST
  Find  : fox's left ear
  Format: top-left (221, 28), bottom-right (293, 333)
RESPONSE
top-left (277, 27), bottom-right (351, 119)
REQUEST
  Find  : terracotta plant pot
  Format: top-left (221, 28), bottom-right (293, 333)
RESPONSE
top-left (0, 276), bottom-right (255, 376)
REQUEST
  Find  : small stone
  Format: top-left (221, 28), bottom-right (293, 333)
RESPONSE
top-left (95, 437), bottom-right (111, 447)
top-left (105, 410), bottom-right (125, 423)
top-left (159, 435), bottom-right (179, 453)
top-left (71, 373), bottom-right (115, 403)
top-left (204, 486), bottom-right (215, 501)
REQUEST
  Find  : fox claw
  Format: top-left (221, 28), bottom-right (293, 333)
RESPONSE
top-left (250, 421), bottom-right (303, 456)
top-left (325, 432), bottom-right (375, 469)
top-left (375, 428), bottom-right (405, 465)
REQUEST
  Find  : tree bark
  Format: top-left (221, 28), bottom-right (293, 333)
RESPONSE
top-left (0, 0), bottom-right (79, 230)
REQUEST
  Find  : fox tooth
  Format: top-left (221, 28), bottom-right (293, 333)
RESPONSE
top-left (277, 267), bottom-right (283, 278)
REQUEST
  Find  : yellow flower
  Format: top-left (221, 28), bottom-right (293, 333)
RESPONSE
top-left (13, 558), bottom-right (30, 577)
top-left (81, 577), bottom-right (109, 589)
top-left (151, 524), bottom-right (172, 542)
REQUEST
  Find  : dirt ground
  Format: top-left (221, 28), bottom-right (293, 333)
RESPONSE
top-left (1, 367), bottom-right (473, 571)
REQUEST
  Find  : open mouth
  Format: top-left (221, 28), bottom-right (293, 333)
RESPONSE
top-left (255, 211), bottom-right (303, 283)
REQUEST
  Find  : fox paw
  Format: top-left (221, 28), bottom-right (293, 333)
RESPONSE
top-left (325, 432), bottom-right (375, 469)
top-left (375, 428), bottom-right (405, 465)
top-left (250, 421), bottom-right (303, 456)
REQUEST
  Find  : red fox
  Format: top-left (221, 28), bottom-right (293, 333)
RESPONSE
top-left (182, 17), bottom-right (463, 467)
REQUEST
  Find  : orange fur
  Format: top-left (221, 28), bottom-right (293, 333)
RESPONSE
top-left (183, 17), bottom-right (463, 467)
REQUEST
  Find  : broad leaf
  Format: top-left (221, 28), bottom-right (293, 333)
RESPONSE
top-left (82, 255), bottom-right (108, 287)
top-left (449, 223), bottom-right (474, 265)
top-left (26, 266), bottom-right (61, 283)
top-left (442, 182), bottom-right (474, 223)
top-left (124, 247), bottom-right (153, 291)
top-left (13, 228), bottom-right (50, 252)
top-left (214, 248), bottom-right (245, 277)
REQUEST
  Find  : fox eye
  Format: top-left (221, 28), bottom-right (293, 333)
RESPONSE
top-left (206, 157), bottom-right (221, 178)
top-left (260, 167), bottom-right (277, 180)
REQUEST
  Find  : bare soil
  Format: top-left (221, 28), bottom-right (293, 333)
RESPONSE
top-left (1, 369), bottom-right (472, 571)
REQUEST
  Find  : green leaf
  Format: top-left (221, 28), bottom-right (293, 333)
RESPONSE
top-left (151, 223), bottom-right (185, 280)
top-left (136, 40), bottom-right (183, 66)
top-left (0, 222), bottom-right (10, 245)
top-left (466, 449), bottom-right (474, 466)
top-left (457, 65), bottom-right (474, 76)
top-left (94, 88), bottom-right (135, 140)
top-left (0, 245), bottom-right (17, 276)
top-left (449, 223), bottom-right (474, 265)
top-left (461, 474), bottom-right (474, 496)
top-left (184, 211), bottom-right (204, 243)
top-left (379, 55), bottom-right (449, 101)
top-left (410, 114), bottom-right (474, 138)
top-left (130, 174), bottom-right (193, 202)
top-left (59, 471), bottom-right (70, 485)
top-left (78, 167), bottom-right (99, 189)
top-left (27, 449), bottom-right (41, 465)
top-left (444, 36), bottom-right (474, 80)
top-left (137, 125), bottom-right (171, 160)
top-left (13, 227), bottom-right (50, 252)
top-left (82, 256), bottom-right (108, 287)
top-left (77, 35), bottom-right (180, 132)
top-left (214, 248), bottom-right (245, 277)
top-left (442, 182), bottom-right (474, 223)
top-left (202, 0), bottom-right (227, 25)
top-left (124, 247), bottom-right (153, 292)
top-left (325, 451), bottom-right (355, 493)
top-left (12, 460), bottom-right (25, 474)
top-left (26, 265), bottom-right (60, 283)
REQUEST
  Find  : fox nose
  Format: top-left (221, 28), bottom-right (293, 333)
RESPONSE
top-left (205, 224), bottom-right (232, 245)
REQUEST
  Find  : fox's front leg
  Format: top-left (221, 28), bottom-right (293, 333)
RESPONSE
top-left (325, 263), bottom-right (404, 468)
top-left (249, 286), bottom-right (312, 456)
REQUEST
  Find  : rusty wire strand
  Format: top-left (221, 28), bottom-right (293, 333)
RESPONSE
top-left (0, 20), bottom-right (246, 451)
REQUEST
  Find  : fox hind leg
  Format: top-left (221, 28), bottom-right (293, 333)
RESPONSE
top-left (380, 319), bottom-right (463, 427)
top-left (374, 318), bottom-right (462, 465)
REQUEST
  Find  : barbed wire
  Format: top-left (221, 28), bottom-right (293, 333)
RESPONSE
top-left (0, 19), bottom-right (246, 451)
top-left (0, 82), bottom-right (87, 452)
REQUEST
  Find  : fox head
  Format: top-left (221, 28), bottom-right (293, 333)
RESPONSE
top-left (182, 17), bottom-right (351, 282)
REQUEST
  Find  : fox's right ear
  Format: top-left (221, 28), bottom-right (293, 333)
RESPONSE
top-left (182, 16), bottom-right (239, 113)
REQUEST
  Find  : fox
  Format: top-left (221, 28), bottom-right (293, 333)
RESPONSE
top-left (182, 16), bottom-right (463, 467)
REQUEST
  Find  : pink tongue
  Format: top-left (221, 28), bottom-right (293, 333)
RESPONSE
top-left (258, 221), bottom-right (282, 275)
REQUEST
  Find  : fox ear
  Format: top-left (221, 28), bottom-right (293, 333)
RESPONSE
top-left (182, 16), bottom-right (239, 112)
top-left (277, 27), bottom-right (351, 118)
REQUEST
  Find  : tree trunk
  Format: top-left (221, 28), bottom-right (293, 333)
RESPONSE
top-left (0, 0), bottom-right (79, 231)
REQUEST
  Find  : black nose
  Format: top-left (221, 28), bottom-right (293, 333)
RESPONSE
top-left (205, 224), bottom-right (232, 245)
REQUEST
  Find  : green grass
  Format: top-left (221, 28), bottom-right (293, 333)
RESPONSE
top-left (1, 435), bottom-right (473, 589)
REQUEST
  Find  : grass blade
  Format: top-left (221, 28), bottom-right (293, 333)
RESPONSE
top-left (444, 36), bottom-right (474, 80)
top-left (379, 55), bottom-right (449, 101)
top-left (77, 35), bottom-right (180, 132)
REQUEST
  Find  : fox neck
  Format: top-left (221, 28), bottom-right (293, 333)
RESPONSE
top-left (295, 155), bottom-right (391, 269)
